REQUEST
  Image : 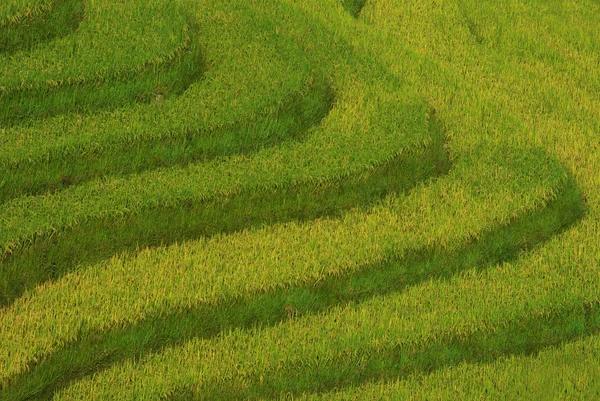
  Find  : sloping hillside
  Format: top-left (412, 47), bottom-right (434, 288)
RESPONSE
top-left (0, 0), bottom-right (598, 399)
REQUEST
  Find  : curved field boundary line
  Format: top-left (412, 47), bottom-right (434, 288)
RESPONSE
top-left (0, 0), bottom-right (451, 377)
top-left (304, 330), bottom-right (600, 400)
top-left (0, 0), bottom-right (188, 92)
top-left (0, 29), bottom-right (203, 127)
top-left (0, 0), bottom-right (84, 54)
top-left (0, 19), bottom-right (201, 128)
top-left (0, 77), bottom-right (333, 204)
top-left (0, 1), bottom-right (337, 204)
top-left (0, 0), bottom-right (592, 398)
top-left (0, 1), bottom-right (442, 306)
top-left (0, 160), bottom-right (584, 400)
top-left (8, 147), bottom-right (582, 400)
top-left (0, 0), bottom-right (193, 126)
top-left (0, 107), bottom-right (447, 307)
top-left (175, 296), bottom-right (598, 400)
top-left (0, 0), bottom-right (435, 260)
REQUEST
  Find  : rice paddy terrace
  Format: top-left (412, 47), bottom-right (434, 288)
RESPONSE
top-left (0, 0), bottom-right (598, 399)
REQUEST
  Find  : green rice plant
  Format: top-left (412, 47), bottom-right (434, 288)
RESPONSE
top-left (168, 304), bottom-right (599, 400)
top-left (341, 0), bottom-right (367, 18)
top-left (0, 0), bottom-right (49, 25)
top-left (0, 0), bottom-right (598, 398)
top-left (0, 0), bottom-right (446, 389)
top-left (0, 0), bottom-right (449, 309)
top-left (0, 0), bottom-right (84, 54)
top-left (0, 0), bottom-right (195, 126)
top-left (0, 77), bottom-right (334, 204)
top-left (0, 0), bottom-right (187, 89)
top-left (0, 0), bottom-right (338, 204)
top-left (0, 0), bottom-right (429, 254)
top-left (0, 117), bottom-right (445, 307)
top-left (299, 332), bottom-right (600, 400)
top-left (0, 149), bottom-right (584, 400)
top-left (2, 145), bottom-right (580, 400)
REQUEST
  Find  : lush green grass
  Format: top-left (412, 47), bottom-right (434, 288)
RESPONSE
top-left (0, 0), bottom-right (84, 54)
top-left (0, 0), bottom-right (196, 127)
top-left (342, 0), bottom-right (367, 18)
top-left (0, 168), bottom-right (584, 400)
top-left (0, 0), bottom-right (50, 26)
top-left (0, 0), bottom-right (598, 399)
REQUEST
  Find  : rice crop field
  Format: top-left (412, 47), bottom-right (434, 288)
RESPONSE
top-left (0, 0), bottom-right (598, 399)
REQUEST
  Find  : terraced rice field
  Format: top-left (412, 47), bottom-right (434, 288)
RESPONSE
top-left (0, 0), bottom-right (598, 399)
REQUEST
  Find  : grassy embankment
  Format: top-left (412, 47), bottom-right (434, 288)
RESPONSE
top-left (0, 0), bottom-right (597, 400)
